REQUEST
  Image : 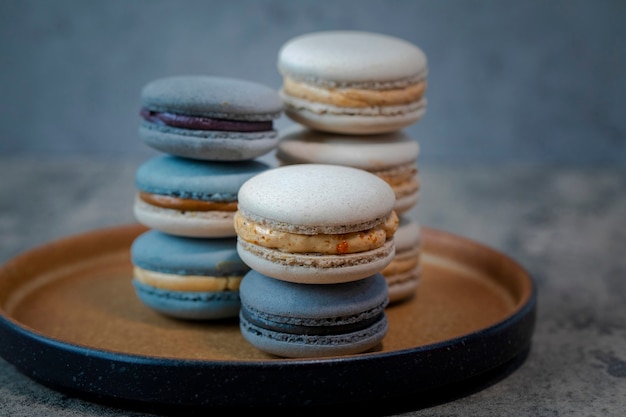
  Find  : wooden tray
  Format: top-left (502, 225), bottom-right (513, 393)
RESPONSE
top-left (0, 224), bottom-right (536, 410)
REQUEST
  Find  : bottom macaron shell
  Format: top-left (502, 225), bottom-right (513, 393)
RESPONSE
top-left (236, 239), bottom-right (395, 284)
top-left (283, 103), bottom-right (426, 135)
top-left (239, 313), bottom-right (388, 358)
top-left (139, 124), bottom-right (279, 161)
top-left (132, 279), bottom-right (240, 320)
top-left (133, 198), bottom-right (236, 238)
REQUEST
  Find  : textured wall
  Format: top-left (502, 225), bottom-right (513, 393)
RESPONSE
top-left (0, 0), bottom-right (624, 164)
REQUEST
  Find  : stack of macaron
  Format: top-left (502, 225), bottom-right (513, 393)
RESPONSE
top-left (275, 30), bottom-right (427, 304)
top-left (234, 164), bottom-right (399, 358)
top-left (130, 75), bottom-right (283, 320)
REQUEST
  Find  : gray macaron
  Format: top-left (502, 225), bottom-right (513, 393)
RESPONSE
top-left (139, 75), bottom-right (283, 161)
top-left (239, 270), bottom-right (389, 358)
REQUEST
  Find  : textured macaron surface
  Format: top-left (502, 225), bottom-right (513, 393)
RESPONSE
top-left (141, 75), bottom-right (283, 121)
top-left (240, 270), bottom-right (388, 322)
top-left (237, 164), bottom-right (396, 233)
top-left (131, 230), bottom-right (248, 276)
top-left (395, 216), bottom-right (422, 252)
top-left (135, 155), bottom-right (270, 201)
top-left (278, 31), bottom-right (427, 86)
top-left (277, 126), bottom-right (419, 169)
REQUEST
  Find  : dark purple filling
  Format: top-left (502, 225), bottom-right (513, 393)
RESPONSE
top-left (140, 108), bottom-right (272, 132)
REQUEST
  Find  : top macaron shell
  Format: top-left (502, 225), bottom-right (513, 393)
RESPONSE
top-left (135, 155), bottom-right (270, 200)
top-left (276, 126), bottom-right (419, 170)
top-left (237, 164), bottom-right (396, 234)
top-left (131, 230), bottom-right (249, 277)
top-left (140, 75), bottom-right (283, 160)
top-left (134, 155), bottom-right (270, 237)
top-left (277, 31), bottom-right (427, 134)
top-left (278, 31), bottom-right (427, 87)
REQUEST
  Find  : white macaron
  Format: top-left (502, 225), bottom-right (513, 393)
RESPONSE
top-left (234, 164), bottom-right (399, 284)
top-left (277, 31), bottom-right (428, 134)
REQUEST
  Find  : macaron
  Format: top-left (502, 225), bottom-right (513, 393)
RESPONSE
top-left (234, 164), bottom-right (399, 284)
top-left (131, 230), bottom-right (249, 320)
top-left (134, 155), bottom-right (270, 238)
top-left (276, 126), bottom-right (421, 215)
top-left (139, 75), bottom-right (283, 160)
top-left (277, 31), bottom-right (427, 135)
top-left (381, 216), bottom-right (422, 304)
top-left (239, 270), bottom-right (389, 358)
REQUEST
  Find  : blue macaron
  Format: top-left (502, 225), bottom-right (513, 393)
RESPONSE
top-left (131, 230), bottom-right (250, 320)
top-left (134, 155), bottom-right (270, 237)
top-left (239, 270), bottom-right (389, 358)
top-left (139, 75), bottom-right (283, 161)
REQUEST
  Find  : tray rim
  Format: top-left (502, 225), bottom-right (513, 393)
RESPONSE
top-left (0, 223), bottom-right (537, 408)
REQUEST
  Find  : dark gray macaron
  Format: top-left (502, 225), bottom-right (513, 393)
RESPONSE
top-left (239, 270), bottom-right (389, 358)
top-left (139, 75), bottom-right (283, 161)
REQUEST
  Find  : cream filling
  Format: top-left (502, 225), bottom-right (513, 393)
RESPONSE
top-left (281, 92), bottom-right (426, 116)
top-left (135, 197), bottom-right (235, 220)
top-left (234, 211), bottom-right (398, 255)
top-left (374, 163), bottom-right (416, 184)
top-left (138, 192), bottom-right (237, 212)
top-left (283, 76), bottom-right (426, 108)
top-left (373, 165), bottom-right (420, 200)
top-left (134, 266), bottom-right (242, 292)
top-left (389, 177), bottom-right (420, 199)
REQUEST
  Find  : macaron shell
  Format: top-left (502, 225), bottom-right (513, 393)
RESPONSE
top-left (135, 156), bottom-right (271, 198)
top-left (237, 238), bottom-right (395, 284)
top-left (237, 164), bottom-right (396, 233)
top-left (133, 199), bottom-right (237, 237)
top-left (394, 216), bottom-right (422, 252)
top-left (139, 123), bottom-right (279, 161)
top-left (276, 125), bottom-right (419, 169)
top-left (141, 75), bottom-right (283, 121)
top-left (240, 270), bottom-right (388, 318)
top-left (394, 193), bottom-right (419, 215)
top-left (131, 230), bottom-right (248, 276)
top-left (282, 99), bottom-right (426, 135)
top-left (278, 31), bottom-right (427, 86)
top-left (133, 279), bottom-right (240, 320)
top-left (240, 314), bottom-right (387, 358)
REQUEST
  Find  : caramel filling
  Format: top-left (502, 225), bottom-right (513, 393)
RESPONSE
top-left (374, 167), bottom-right (420, 199)
top-left (234, 211), bottom-right (398, 255)
top-left (139, 192), bottom-right (237, 212)
top-left (134, 267), bottom-right (242, 292)
top-left (283, 76), bottom-right (426, 108)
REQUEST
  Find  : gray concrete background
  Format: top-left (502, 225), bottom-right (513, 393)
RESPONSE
top-left (1, 0), bottom-right (624, 164)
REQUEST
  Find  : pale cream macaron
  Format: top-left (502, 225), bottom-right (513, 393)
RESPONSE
top-left (380, 216), bottom-right (422, 304)
top-left (276, 125), bottom-right (420, 215)
top-left (234, 164), bottom-right (399, 284)
top-left (277, 30), bottom-right (428, 135)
